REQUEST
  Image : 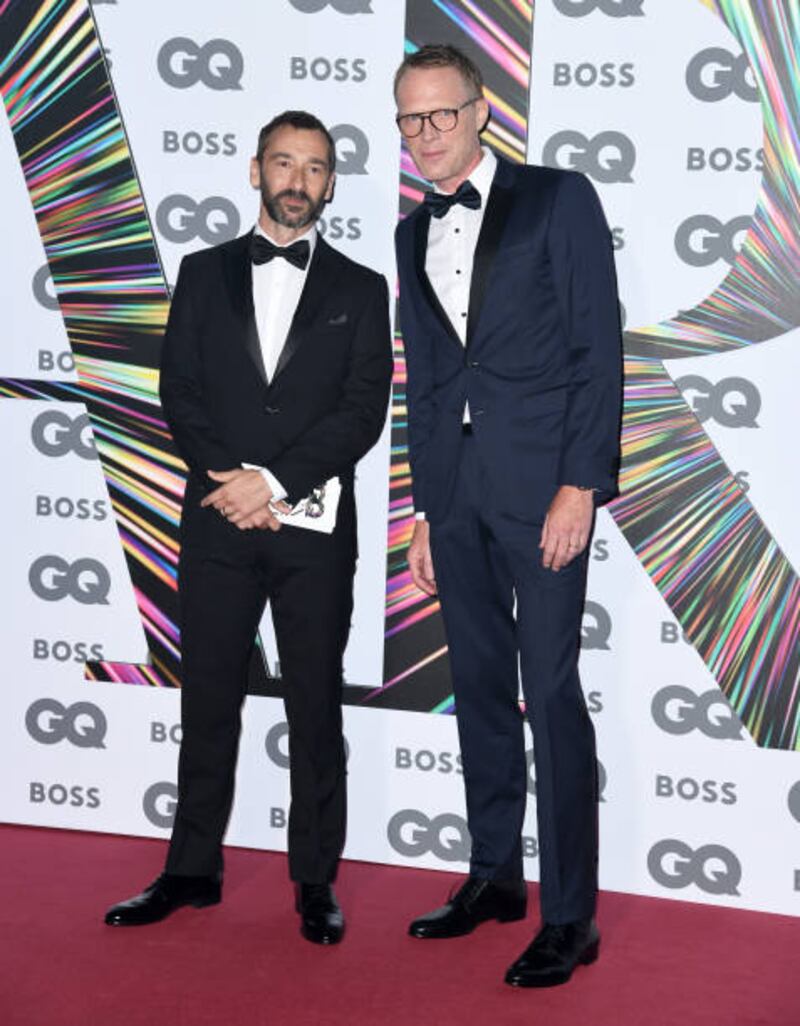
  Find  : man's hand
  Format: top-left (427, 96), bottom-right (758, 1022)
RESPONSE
top-left (201, 468), bottom-right (272, 525)
top-left (540, 485), bottom-right (594, 572)
top-left (238, 507), bottom-right (282, 532)
top-left (408, 520), bottom-right (437, 596)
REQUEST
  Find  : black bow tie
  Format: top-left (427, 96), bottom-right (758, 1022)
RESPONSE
top-left (250, 234), bottom-right (310, 270)
top-left (423, 180), bottom-right (482, 219)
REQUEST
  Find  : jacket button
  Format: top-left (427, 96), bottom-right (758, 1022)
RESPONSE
top-left (264, 405), bottom-right (280, 415)
top-left (469, 361), bottom-right (480, 369)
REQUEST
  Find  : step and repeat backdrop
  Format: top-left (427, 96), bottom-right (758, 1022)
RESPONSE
top-left (1, 0), bottom-right (799, 916)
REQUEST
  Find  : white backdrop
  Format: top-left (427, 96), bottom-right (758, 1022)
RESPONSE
top-left (2, 0), bottom-right (799, 918)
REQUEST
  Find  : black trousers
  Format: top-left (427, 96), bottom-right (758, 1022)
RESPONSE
top-left (429, 436), bottom-right (598, 924)
top-left (165, 506), bottom-right (356, 884)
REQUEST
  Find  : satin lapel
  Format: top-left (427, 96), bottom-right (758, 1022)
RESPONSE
top-left (271, 236), bottom-right (344, 382)
top-left (222, 231), bottom-right (269, 387)
top-left (412, 210), bottom-right (463, 351)
top-left (466, 163), bottom-right (516, 350)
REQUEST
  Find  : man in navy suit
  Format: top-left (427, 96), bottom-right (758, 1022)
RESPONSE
top-left (394, 45), bottom-right (621, 987)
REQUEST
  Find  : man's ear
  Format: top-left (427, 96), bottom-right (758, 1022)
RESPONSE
top-left (325, 172), bottom-right (336, 204)
top-left (249, 157), bottom-right (261, 189)
top-left (477, 96), bottom-right (491, 134)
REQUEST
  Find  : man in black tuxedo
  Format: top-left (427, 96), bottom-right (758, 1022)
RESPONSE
top-left (105, 111), bottom-right (393, 944)
top-left (394, 46), bottom-right (621, 985)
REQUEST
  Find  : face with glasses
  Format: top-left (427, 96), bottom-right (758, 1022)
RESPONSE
top-left (395, 66), bottom-right (489, 194)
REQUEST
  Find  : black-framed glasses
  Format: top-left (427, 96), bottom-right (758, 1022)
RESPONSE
top-left (395, 97), bottom-right (481, 139)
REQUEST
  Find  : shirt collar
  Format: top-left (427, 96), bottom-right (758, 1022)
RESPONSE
top-left (433, 145), bottom-right (497, 200)
top-left (253, 220), bottom-right (318, 260)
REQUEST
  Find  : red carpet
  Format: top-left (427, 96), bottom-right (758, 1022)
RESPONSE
top-left (0, 825), bottom-right (797, 1026)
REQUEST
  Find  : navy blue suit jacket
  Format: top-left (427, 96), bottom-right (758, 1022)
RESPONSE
top-left (396, 156), bottom-right (622, 525)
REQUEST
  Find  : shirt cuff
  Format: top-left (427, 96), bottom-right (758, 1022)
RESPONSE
top-left (242, 463), bottom-right (287, 502)
top-left (415, 511), bottom-right (427, 521)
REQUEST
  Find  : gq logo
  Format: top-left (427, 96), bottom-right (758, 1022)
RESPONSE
top-left (651, 685), bottom-right (743, 740)
top-left (542, 130), bottom-right (635, 183)
top-left (674, 214), bottom-right (751, 267)
top-left (29, 556), bottom-right (111, 605)
top-left (157, 38), bottom-right (243, 91)
top-left (156, 195), bottom-right (240, 245)
top-left (265, 721), bottom-right (350, 767)
top-left (143, 781), bottom-right (178, 829)
top-left (674, 375), bottom-right (761, 429)
top-left (553, 0), bottom-right (643, 14)
top-left (581, 600), bottom-right (612, 651)
top-left (685, 48), bottom-right (758, 103)
top-left (330, 124), bottom-right (369, 175)
top-left (647, 839), bottom-right (741, 896)
top-left (787, 782), bottom-right (800, 824)
top-left (289, 0), bottom-right (373, 12)
top-left (31, 410), bottom-right (97, 460)
top-left (32, 263), bottom-right (59, 310)
top-left (387, 810), bottom-right (470, 862)
top-left (25, 698), bottom-right (107, 749)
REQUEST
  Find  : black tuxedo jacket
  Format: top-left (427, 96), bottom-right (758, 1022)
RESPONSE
top-left (396, 157), bottom-right (622, 524)
top-left (160, 231), bottom-right (393, 541)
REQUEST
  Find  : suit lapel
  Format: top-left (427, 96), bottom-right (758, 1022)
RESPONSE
top-left (272, 235), bottom-right (344, 382)
top-left (412, 211), bottom-right (463, 351)
top-left (466, 158), bottom-right (516, 350)
top-left (222, 231), bottom-right (269, 387)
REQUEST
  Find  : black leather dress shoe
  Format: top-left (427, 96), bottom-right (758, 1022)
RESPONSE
top-left (296, 884), bottom-right (344, 945)
top-left (104, 873), bottom-right (221, 927)
top-left (505, 918), bottom-right (600, 987)
top-left (408, 877), bottom-right (527, 939)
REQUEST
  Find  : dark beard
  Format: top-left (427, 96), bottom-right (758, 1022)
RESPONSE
top-left (261, 183), bottom-right (328, 229)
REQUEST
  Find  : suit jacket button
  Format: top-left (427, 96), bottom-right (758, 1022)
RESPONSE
top-left (264, 405), bottom-right (280, 415)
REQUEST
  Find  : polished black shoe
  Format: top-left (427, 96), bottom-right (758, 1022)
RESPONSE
top-left (104, 873), bottom-right (221, 927)
top-left (296, 883), bottom-right (345, 945)
top-left (408, 877), bottom-right (527, 939)
top-left (505, 918), bottom-right (600, 987)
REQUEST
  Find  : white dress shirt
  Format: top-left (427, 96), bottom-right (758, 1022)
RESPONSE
top-left (246, 222), bottom-right (317, 502)
top-left (416, 147), bottom-right (497, 519)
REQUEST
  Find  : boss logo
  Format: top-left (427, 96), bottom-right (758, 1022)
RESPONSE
top-left (330, 124), bottom-right (369, 175)
top-left (395, 747), bottom-right (463, 775)
top-left (25, 698), bottom-right (107, 748)
top-left (32, 263), bottom-right (59, 310)
top-left (162, 131), bottom-right (237, 157)
top-left (674, 215), bottom-right (751, 267)
top-left (542, 130), bottom-right (636, 184)
top-left (651, 685), bottom-right (743, 740)
top-left (675, 375), bottom-right (761, 429)
top-left (387, 810), bottom-right (471, 862)
top-left (31, 410), bottom-right (97, 460)
top-left (289, 0), bottom-right (373, 12)
top-left (787, 782), bottom-right (800, 824)
top-left (36, 496), bottom-right (108, 521)
top-left (686, 147), bottom-right (764, 174)
top-left (290, 57), bottom-right (366, 82)
top-left (265, 722), bottom-right (350, 768)
top-left (647, 839), bottom-right (741, 896)
top-left (39, 350), bottom-right (75, 373)
top-left (553, 0), bottom-right (644, 15)
top-left (156, 195), bottom-right (240, 244)
top-left (655, 774), bottom-right (737, 805)
top-left (581, 600), bottom-right (612, 651)
top-left (151, 721), bottom-right (182, 744)
top-left (33, 639), bottom-right (105, 662)
top-left (553, 62), bottom-right (635, 88)
top-left (318, 215), bottom-right (361, 241)
top-left (157, 38), bottom-right (243, 91)
top-left (143, 781), bottom-right (178, 829)
top-left (30, 782), bottom-right (101, 808)
top-left (685, 47), bottom-right (758, 103)
top-left (29, 555), bottom-right (111, 606)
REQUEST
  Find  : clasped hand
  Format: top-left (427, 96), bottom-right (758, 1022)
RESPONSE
top-left (200, 469), bottom-right (291, 531)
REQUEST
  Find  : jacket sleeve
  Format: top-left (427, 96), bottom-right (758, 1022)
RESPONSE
top-left (267, 273), bottom-right (393, 506)
top-left (547, 171), bottom-right (622, 502)
top-left (159, 255), bottom-right (240, 481)
top-left (396, 223), bottom-right (435, 517)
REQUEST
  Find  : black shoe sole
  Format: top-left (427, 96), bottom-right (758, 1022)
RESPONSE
top-left (505, 940), bottom-right (600, 988)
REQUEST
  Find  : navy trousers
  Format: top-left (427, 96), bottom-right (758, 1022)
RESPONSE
top-left (429, 434), bottom-right (598, 923)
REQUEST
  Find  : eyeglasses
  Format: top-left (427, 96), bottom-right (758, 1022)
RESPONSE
top-left (395, 97), bottom-right (481, 139)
